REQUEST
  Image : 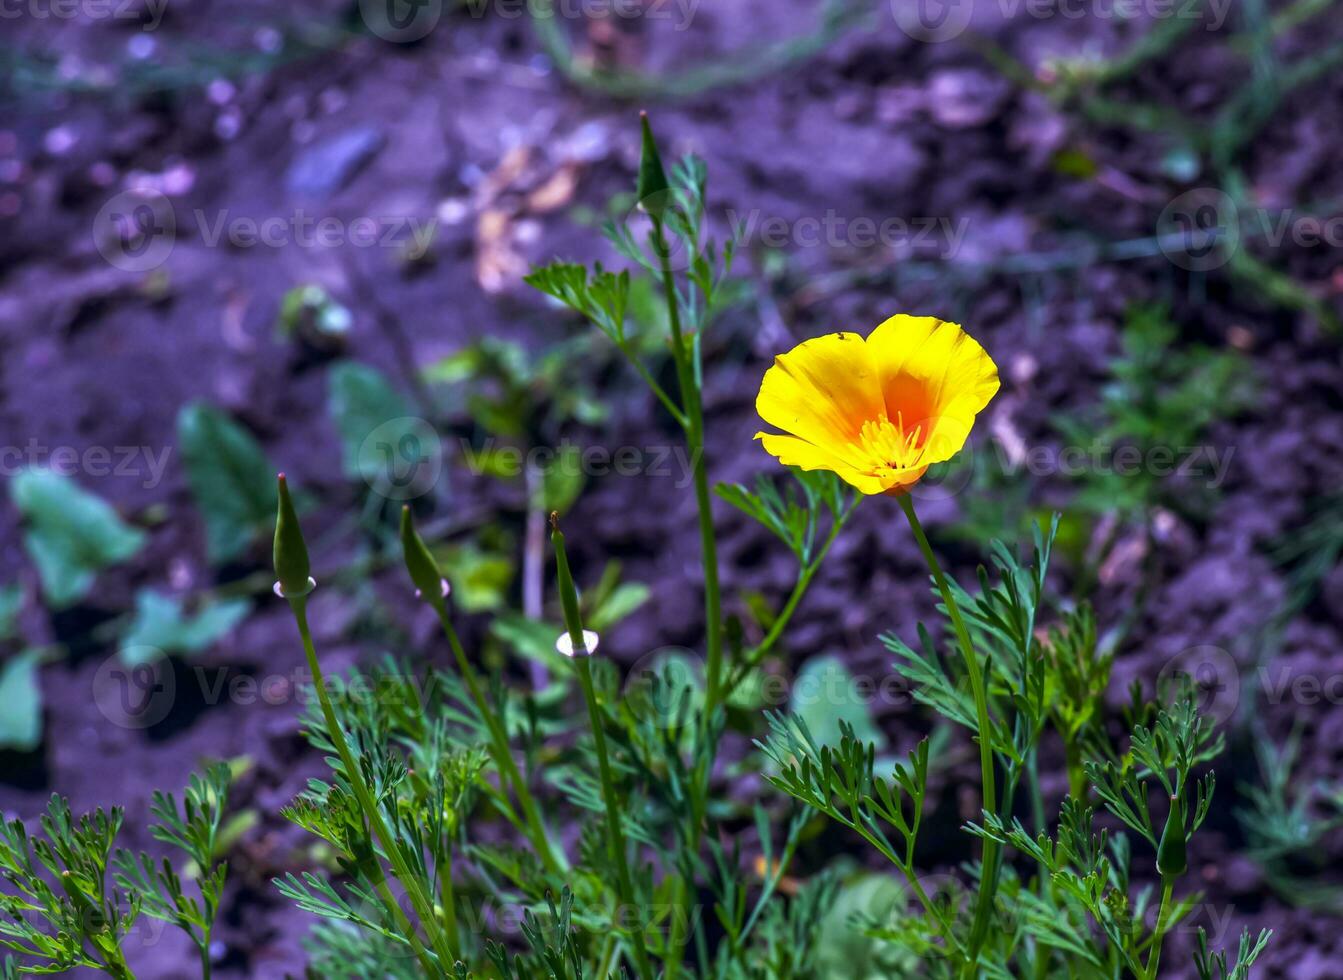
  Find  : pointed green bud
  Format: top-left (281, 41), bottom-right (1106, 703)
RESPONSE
top-left (273, 474), bottom-right (312, 598)
top-left (400, 506), bottom-right (447, 604)
top-left (550, 513), bottom-right (592, 656)
top-left (637, 111), bottom-right (671, 217)
top-left (1156, 793), bottom-right (1187, 878)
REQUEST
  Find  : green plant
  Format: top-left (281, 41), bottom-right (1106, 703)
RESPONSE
top-left (0, 766), bottom-right (231, 978)
top-left (111, 764), bottom-right (233, 979)
top-left (1, 114), bottom-right (1279, 980)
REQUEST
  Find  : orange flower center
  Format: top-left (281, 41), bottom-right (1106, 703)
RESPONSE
top-left (858, 412), bottom-right (928, 475)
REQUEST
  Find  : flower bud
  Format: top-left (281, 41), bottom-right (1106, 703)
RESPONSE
top-left (400, 506), bottom-right (448, 604)
top-left (1156, 792), bottom-right (1187, 878)
top-left (273, 474), bottom-right (313, 598)
top-left (550, 512), bottom-right (589, 655)
top-left (637, 111), bottom-right (671, 217)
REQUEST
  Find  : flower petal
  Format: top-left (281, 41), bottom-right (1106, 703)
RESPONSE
top-left (865, 314), bottom-right (999, 463)
top-left (755, 432), bottom-right (891, 495)
top-left (755, 332), bottom-right (884, 468)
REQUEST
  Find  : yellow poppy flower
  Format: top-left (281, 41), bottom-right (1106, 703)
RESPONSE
top-left (754, 314), bottom-right (1000, 495)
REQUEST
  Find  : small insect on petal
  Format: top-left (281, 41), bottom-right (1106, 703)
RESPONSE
top-left (556, 630), bottom-right (600, 658)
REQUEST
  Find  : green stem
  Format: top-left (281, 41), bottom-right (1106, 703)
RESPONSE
top-left (652, 215), bottom-right (720, 979)
top-left (1143, 879), bottom-right (1175, 980)
top-left (724, 512), bottom-right (851, 699)
top-left (371, 871), bottom-right (436, 974)
top-left (286, 596), bottom-right (453, 975)
top-left (575, 655), bottom-right (655, 980)
top-left (430, 602), bottom-right (566, 877)
top-left (199, 928), bottom-right (212, 980)
top-left (552, 523), bottom-right (654, 980)
top-left (440, 842), bottom-right (460, 960)
top-left (653, 220), bottom-right (724, 720)
top-left (897, 494), bottom-right (1000, 974)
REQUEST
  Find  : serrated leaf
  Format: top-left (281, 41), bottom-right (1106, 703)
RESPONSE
top-left (11, 470), bottom-right (146, 608)
top-left (0, 650), bottom-right (43, 751)
top-left (121, 590), bottom-right (251, 664)
top-left (178, 402), bottom-right (276, 565)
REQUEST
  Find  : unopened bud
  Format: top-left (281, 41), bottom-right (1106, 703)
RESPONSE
top-left (400, 506), bottom-right (449, 605)
top-left (637, 111), bottom-right (671, 217)
top-left (273, 474), bottom-right (314, 598)
top-left (550, 512), bottom-right (590, 656)
top-left (1156, 793), bottom-right (1187, 878)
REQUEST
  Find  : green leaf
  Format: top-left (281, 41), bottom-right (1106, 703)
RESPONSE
top-left (121, 590), bottom-right (252, 664)
top-left (587, 582), bottom-right (650, 632)
top-left (11, 470), bottom-right (146, 608)
top-left (178, 402), bottom-right (275, 565)
top-left (0, 650), bottom-right (43, 751)
top-left (791, 655), bottom-right (885, 752)
top-left (442, 544), bottom-right (514, 613)
top-left (537, 443), bottom-right (585, 517)
top-left (0, 584), bottom-right (22, 641)
top-left (327, 361), bottom-right (412, 480)
top-left (815, 874), bottom-right (916, 979)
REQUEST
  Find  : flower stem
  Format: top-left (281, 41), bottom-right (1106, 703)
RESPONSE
top-left (651, 216), bottom-right (721, 978)
top-left (653, 222), bottom-right (724, 720)
top-left (429, 601), bottom-right (565, 878)
top-left (1144, 878), bottom-right (1175, 980)
top-left (286, 595), bottom-right (453, 976)
top-left (575, 654), bottom-right (654, 980)
top-left (897, 494), bottom-right (1000, 973)
top-left (552, 522), bottom-right (654, 980)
